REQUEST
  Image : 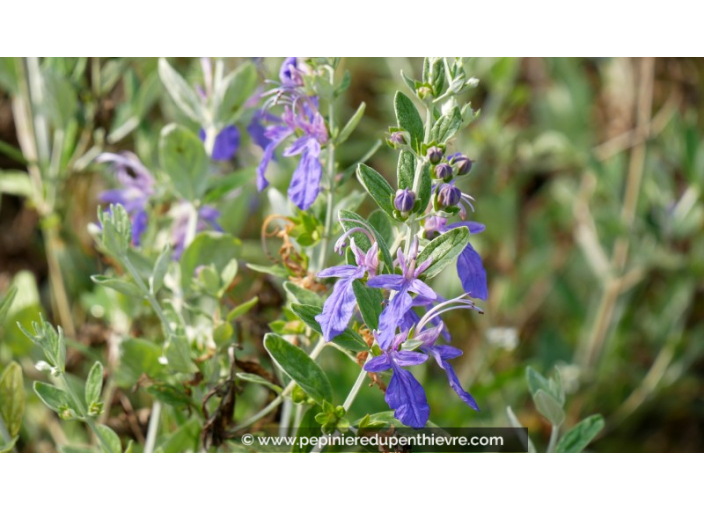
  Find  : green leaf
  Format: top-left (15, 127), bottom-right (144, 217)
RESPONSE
top-left (0, 57), bottom-right (19, 94)
top-left (394, 91), bottom-right (424, 151)
top-left (368, 210), bottom-right (393, 246)
top-left (338, 209), bottom-right (394, 271)
top-left (0, 436), bottom-right (18, 453)
top-left (292, 405), bottom-right (322, 453)
top-left (555, 415), bottom-right (605, 453)
top-left (246, 263), bottom-right (289, 278)
top-left (397, 150), bottom-right (415, 191)
top-left (526, 366), bottom-right (564, 405)
top-left (96, 424), bottom-right (122, 453)
top-left (159, 123), bottom-right (210, 202)
top-left (416, 226), bottom-right (470, 278)
top-left (203, 166), bottom-right (256, 203)
top-left (356, 163), bottom-right (396, 219)
top-left (284, 282), bottom-right (324, 307)
top-left (0, 362), bottom-right (25, 437)
top-left (290, 303), bottom-right (368, 352)
top-left (264, 333), bottom-right (333, 405)
top-left (146, 384), bottom-right (195, 409)
top-left (84, 361), bottom-right (103, 409)
top-left (430, 106), bottom-right (462, 143)
top-left (180, 232), bottom-right (241, 289)
top-left (415, 161), bottom-right (432, 214)
top-left (165, 335), bottom-right (196, 374)
top-left (526, 366), bottom-right (551, 396)
top-left (336, 102), bottom-right (366, 144)
top-left (90, 275), bottom-right (143, 299)
top-left (150, 245), bottom-right (172, 295)
top-left (0, 171), bottom-right (32, 197)
top-left (235, 373), bottom-right (282, 394)
top-left (116, 338), bottom-right (166, 388)
top-left (533, 389), bottom-right (565, 426)
top-left (226, 296), bottom-right (259, 322)
top-left (41, 67), bottom-right (77, 128)
top-left (33, 382), bottom-right (71, 414)
top-left (158, 58), bottom-right (204, 123)
top-left (214, 62), bottom-right (258, 124)
top-left (0, 286), bottom-right (18, 326)
top-left (352, 280), bottom-right (382, 330)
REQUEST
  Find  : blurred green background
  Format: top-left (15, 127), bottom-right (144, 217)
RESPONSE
top-left (1, 58), bottom-right (703, 452)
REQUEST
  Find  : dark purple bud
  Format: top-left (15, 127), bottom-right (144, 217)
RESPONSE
top-left (437, 183), bottom-right (461, 208)
top-left (454, 155), bottom-right (473, 176)
top-left (426, 146), bottom-right (443, 164)
top-left (389, 132), bottom-right (406, 146)
top-left (394, 188), bottom-right (416, 213)
top-left (434, 163), bottom-right (453, 181)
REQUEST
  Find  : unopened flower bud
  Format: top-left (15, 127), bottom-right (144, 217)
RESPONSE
top-left (454, 155), bottom-right (473, 176)
top-left (389, 132), bottom-right (406, 146)
top-left (417, 86), bottom-right (432, 100)
top-left (394, 188), bottom-right (416, 213)
top-left (434, 163), bottom-right (453, 181)
top-left (436, 184), bottom-right (461, 208)
top-left (426, 146), bottom-right (443, 164)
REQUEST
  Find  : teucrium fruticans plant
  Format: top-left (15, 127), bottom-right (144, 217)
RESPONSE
top-left (17, 58), bottom-right (496, 452)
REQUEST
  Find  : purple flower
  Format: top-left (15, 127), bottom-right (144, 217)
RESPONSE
top-left (424, 217), bottom-right (488, 300)
top-left (250, 58), bottom-right (328, 211)
top-left (171, 204), bottom-right (223, 259)
top-left (247, 109), bottom-right (280, 150)
top-left (417, 324), bottom-right (479, 411)
top-left (315, 239), bottom-right (379, 341)
top-left (364, 298), bottom-right (482, 427)
top-left (97, 152), bottom-right (155, 246)
top-left (279, 57), bottom-right (305, 88)
top-left (367, 241), bottom-right (436, 349)
top-left (199, 125), bottom-right (240, 161)
top-left (364, 331), bottom-right (430, 428)
top-left (255, 101), bottom-right (328, 210)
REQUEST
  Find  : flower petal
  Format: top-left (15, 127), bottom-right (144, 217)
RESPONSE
top-left (409, 279), bottom-right (437, 301)
top-left (439, 356), bottom-right (479, 411)
top-left (376, 291), bottom-right (412, 350)
top-left (288, 150), bottom-right (322, 210)
top-left (366, 274), bottom-right (404, 291)
top-left (394, 350), bottom-right (429, 367)
top-left (385, 367), bottom-right (430, 428)
top-left (211, 125), bottom-right (240, 161)
top-left (364, 353), bottom-right (393, 373)
top-left (315, 278), bottom-right (356, 341)
top-left (317, 265), bottom-right (364, 279)
top-left (457, 243), bottom-right (488, 300)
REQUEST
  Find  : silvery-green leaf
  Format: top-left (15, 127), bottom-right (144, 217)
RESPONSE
top-left (158, 58), bottom-right (205, 123)
top-left (555, 415), bottom-right (604, 453)
top-left (533, 389), bottom-right (565, 426)
top-left (0, 362), bottom-right (25, 437)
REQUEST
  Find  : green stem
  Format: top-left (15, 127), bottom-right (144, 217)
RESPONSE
top-left (121, 256), bottom-right (173, 337)
top-left (342, 367), bottom-right (367, 411)
top-left (317, 67), bottom-right (337, 271)
top-left (547, 425), bottom-right (559, 453)
top-left (121, 254), bottom-right (173, 453)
